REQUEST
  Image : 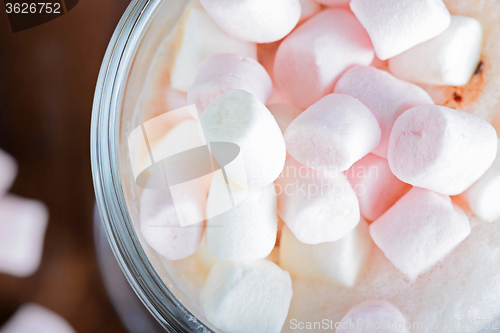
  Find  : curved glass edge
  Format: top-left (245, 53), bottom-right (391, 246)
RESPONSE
top-left (90, 0), bottom-right (213, 332)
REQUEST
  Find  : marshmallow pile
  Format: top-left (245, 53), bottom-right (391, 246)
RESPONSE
top-left (137, 0), bottom-right (500, 331)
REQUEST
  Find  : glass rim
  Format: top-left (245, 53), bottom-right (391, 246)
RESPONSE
top-left (90, 0), bottom-right (213, 331)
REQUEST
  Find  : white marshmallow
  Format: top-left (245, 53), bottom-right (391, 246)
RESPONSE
top-left (170, 6), bottom-right (256, 92)
top-left (336, 300), bottom-right (408, 333)
top-left (276, 157), bottom-right (360, 244)
top-left (200, 260), bottom-right (292, 333)
top-left (389, 16), bottom-right (483, 86)
top-left (0, 149), bottom-right (17, 196)
top-left (140, 174), bottom-right (205, 261)
top-left (346, 154), bottom-right (412, 221)
top-left (350, 0), bottom-right (451, 60)
top-left (284, 93), bottom-right (381, 172)
top-left (194, 233), bottom-right (219, 272)
top-left (334, 65), bottom-right (434, 159)
top-left (279, 220), bottom-right (371, 287)
top-left (0, 303), bottom-right (75, 333)
top-left (187, 54), bottom-right (272, 114)
top-left (199, 0), bottom-right (301, 43)
top-left (370, 187), bottom-right (471, 281)
top-left (462, 138), bottom-right (500, 222)
top-left (388, 105), bottom-right (498, 195)
top-left (267, 103), bottom-right (303, 134)
top-left (206, 171), bottom-right (277, 261)
top-left (299, 0), bottom-right (321, 22)
top-left (0, 195), bottom-right (48, 277)
top-left (201, 89), bottom-right (286, 188)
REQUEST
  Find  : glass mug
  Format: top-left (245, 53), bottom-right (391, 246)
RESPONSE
top-left (91, 0), bottom-right (216, 331)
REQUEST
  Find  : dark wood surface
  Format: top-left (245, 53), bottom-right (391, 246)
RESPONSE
top-left (0, 1), bottom-right (130, 332)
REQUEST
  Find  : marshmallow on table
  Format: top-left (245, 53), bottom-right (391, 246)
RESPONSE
top-left (0, 149), bottom-right (17, 196)
top-left (334, 65), bottom-right (434, 159)
top-left (462, 138), bottom-right (500, 222)
top-left (350, 0), bottom-right (451, 60)
top-left (200, 260), bottom-right (292, 333)
top-left (187, 54), bottom-right (272, 115)
top-left (273, 8), bottom-right (374, 109)
top-left (276, 157), bottom-right (360, 244)
top-left (0, 303), bottom-right (75, 333)
top-left (170, 6), bottom-right (256, 92)
top-left (0, 195), bottom-right (49, 278)
top-left (388, 104), bottom-right (498, 195)
top-left (200, 89), bottom-right (286, 189)
top-left (206, 171), bottom-right (277, 261)
top-left (285, 93), bottom-right (381, 172)
top-left (370, 187), bottom-right (471, 281)
top-left (337, 300), bottom-right (408, 333)
top-left (298, 0), bottom-right (321, 22)
top-left (346, 154), bottom-right (412, 221)
top-left (140, 173), bottom-right (205, 261)
top-left (389, 16), bottom-right (483, 86)
top-left (267, 103), bottom-right (303, 133)
top-left (199, 0), bottom-right (300, 43)
top-left (279, 219), bottom-right (371, 287)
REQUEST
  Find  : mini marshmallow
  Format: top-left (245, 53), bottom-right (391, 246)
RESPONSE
top-left (170, 6), bottom-right (256, 92)
top-left (279, 220), bottom-right (371, 287)
top-left (140, 175), bottom-right (204, 261)
top-left (199, 0), bottom-right (301, 43)
top-left (334, 65), bottom-right (434, 159)
top-left (274, 9), bottom-right (374, 109)
top-left (0, 195), bottom-right (49, 277)
top-left (346, 154), bottom-right (412, 221)
top-left (276, 157), bottom-right (360, 244)
top-left (206, 171), bottom-right (277, 261)
top-left (370, 187), bottom-right (471, 281)
top-left (187, 54), bottom-right (272, 114)
top-left (388, 105), bottom-right (498, 195)
top-left (285, 93), bottom-right (381, 172)
top-left (201, 89), bottom-right (286, 188)
top-left (298, 0), bottom-right (321, 22)
top-left (200, 260), bottom-right (292, 333)
top-left (0, 303), bottom-right (75, 333)
top-left (0, 149), bottom-right (17, 196)
top-left (336, 300), bottom-right (409, 333)
top-left (267, 103), bottom-right (303, 133)
top-left (462, 138), bottom-right (500, 222)
top-left (350, 0), bottom-right (451, 60)
top-left (389, 16), bottom-right (483, 86)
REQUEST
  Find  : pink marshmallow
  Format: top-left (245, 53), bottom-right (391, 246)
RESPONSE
top-left (267, 103), bottom-right (303, 133)
top-left (334, 65), bottom-right (434, 159)
top-left (337, 300), bottom-right (408, 333)
top-left (187, 54), bottom-right (272, 114)
top-left (388, 105), bottom-right (498, 195)
top-left (140, 176), bottom-right (204, 261)
top-left (275, 157), bottom-right (360, 244)
top-left (316, 0), bottom-right (350, 7)
top-left (273, 9), bottom-right (374, 109)
top-left (350, 0), bottom-right (451, 60)
top-left (370, 187), bottom-right (470, 281)
top-left (285, 93), bottom-right (381, 172)
top-left (0, 149), bottom-right (17, 196)
top-left (199, 0), bottom-right (301, 43)
top-left (0, 195), bottom-right (49, 277)
top-left (346, 154), bottom-right (412, 222)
